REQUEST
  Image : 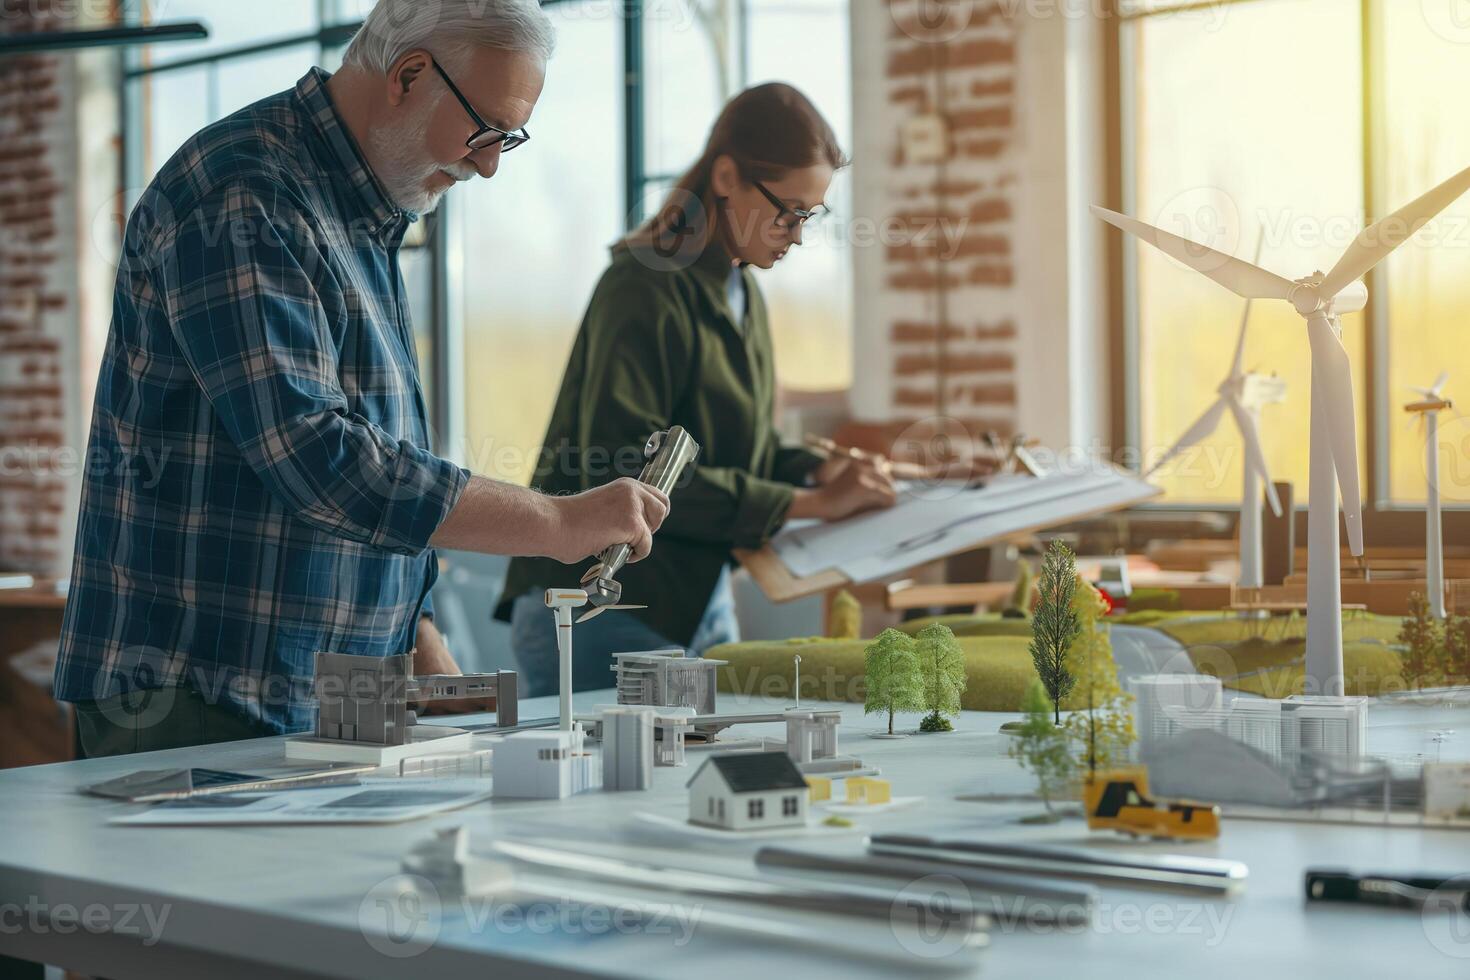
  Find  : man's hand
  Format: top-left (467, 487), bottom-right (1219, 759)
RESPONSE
top-left (790, 456), bottom-right (898, 522)
top-left (546, 477), bottom-right (670, 565)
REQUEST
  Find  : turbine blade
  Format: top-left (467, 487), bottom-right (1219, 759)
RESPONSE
top-left (1319, 164), bottom-right (1470, 298)
top-left (579, 564), bottom-right (603, 584)
top-left (575, 603), bottom-right (647, 624)
top-left (1305, 317), bottom-right (1365, 555)
top-left (1430, 371), bottom-right (1450, 397)
top-left (1091, 206), bottom-right (1296, 300)
top-left (1225, 392), bottom-right (1283, 518)
top-left (1228, 228), bottom-right (1266, 377)
top-left (1148, 399), bottom-right (1229, 475)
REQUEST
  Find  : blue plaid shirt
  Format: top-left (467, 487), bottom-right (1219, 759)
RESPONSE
top-left (55, 68), bottom-right (469, 734)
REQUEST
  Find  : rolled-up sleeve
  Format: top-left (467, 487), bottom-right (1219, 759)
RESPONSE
top-left (158, 179), bottom-right (467, 555)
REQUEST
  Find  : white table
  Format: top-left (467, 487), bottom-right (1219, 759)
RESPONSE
top-left (1, 688), bottom-right (1466, 978)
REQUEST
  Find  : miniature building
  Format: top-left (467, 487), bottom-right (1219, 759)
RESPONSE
top-left (1281, 695), bottom-right (1368, 760)
top-left (783, 709), bottom-right (841, 764)
top-left (613, 650), bottom-right (727, 714)
top-left (1423, 762), bottom-right (1470, 819)
top-left (1129, 674), bottom-right (1224, 742)
top-left (1224, 700), bottom-right (1285, 762)
top-left (493, 727), bottom-right (597, 799)
top-left (805, 775), bottom-right (832, 803)
top-left (601, 707), bottom-right (655, 791)
top-left (408, 669), bottom-right (519, 728)
top-left (653, 709), bottom-right (694, 767)
top-left (686, 752), bottom-right (809, 831)
top-left (315, 652), bottom-right (411, 746)
top-left (845, 776), bottom-right (891, 805)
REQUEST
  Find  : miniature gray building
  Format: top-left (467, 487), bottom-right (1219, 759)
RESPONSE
top-left (601, 707), bottom-right (655, 791)
top-left (784, 709), bottom-right (841, 764)
top-left (315, 652), bottom-right (411, 746)
top-left (613, 650), bottom-right (726, 714)
top-left (687, 752), bottom-right (809, 831)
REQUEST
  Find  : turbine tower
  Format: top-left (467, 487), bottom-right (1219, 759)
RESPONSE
top-left (1405, 372), bottom-right (1453, 619)
top-left (1094, 163), bottom-right (1470, 694)
top-left (1148, 233), bottom-right (1286, 589)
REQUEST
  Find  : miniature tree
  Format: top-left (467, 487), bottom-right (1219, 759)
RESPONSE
top-left (1002, 559), bottom-right (1035, 619)
top-left (828, 589), bottom-right (862, 640)
top-left (914, 623), bottom-right (967, 732)
top-left (1029, 539), bottom-right (1080, 723)
top-left (1061, 577), bottom-right (1135, 775)
top-left (1444, 613), bottom-right (1470, 686)
top-left (1009, 679), bottom-right (1074, 816)
top-left (863, 628), bottom-right (923, 735)
top-left (1398, 592), bottom-right (1444, 691)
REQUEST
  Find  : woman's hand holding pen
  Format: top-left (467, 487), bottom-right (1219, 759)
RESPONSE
top-left (789, 455), bottom-right (898, 522)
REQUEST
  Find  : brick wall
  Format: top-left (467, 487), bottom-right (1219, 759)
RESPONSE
top-left (0, 4), bottom-right (115, 577)
top-left (850, 1), bottom-right (1112, 453)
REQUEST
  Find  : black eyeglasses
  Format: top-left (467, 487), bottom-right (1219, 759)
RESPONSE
top-left (753, 180), bottom-right (828, 231)
top-left (430, 58), bottom-right (530, 152)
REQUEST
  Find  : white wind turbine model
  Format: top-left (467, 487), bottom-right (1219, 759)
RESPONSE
top-left (1095, 164), bottom-right (1470, 694)
top-left (1405, 372), bottom-right (1453, 618)
top-left (1148, 232), bottom-right (1286, 589)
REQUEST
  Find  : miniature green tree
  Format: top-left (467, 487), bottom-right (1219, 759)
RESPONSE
top-left (1062, 577), bottom-right (1135, 775)
top-left (1029, 540), bottom-right (1080, 723)
top-left (828, 589), bottom-right (862, 640)
top-left (914, 623), bottom-right (967, 732)
top-left (1444, 613), bottom-right (1470, 686)
top-left (1002, 559), bottom-right (1035, 619)
top-left (1398, 592), bottom-right (1444, 690)
top-left (863, 628), bottom-right (923, 735)
top-left (1009, 679), bottom-right (1074, 815)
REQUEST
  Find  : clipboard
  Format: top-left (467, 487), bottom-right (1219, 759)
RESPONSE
top-left (737, 467), bottom-right (1161, 604)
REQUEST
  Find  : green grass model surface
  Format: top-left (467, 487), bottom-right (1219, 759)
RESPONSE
top-left (713, 610), bottom-right (1417, 710)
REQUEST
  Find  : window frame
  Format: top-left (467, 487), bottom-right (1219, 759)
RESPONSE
top-left (1113, 0), bottom-right (1470, 547)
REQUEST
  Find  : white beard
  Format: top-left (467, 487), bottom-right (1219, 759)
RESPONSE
top-left (367, 104), bottom-right (478, 215)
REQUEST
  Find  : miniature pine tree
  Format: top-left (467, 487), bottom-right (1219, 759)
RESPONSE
top-left (863, 628), bottom-right (923, 735)
top-left (828, 589), bottom-right (862, 640)
top-left (1061, 577), bottom-right (1135, 775)
top-left (914, 622), bottom-right (967, 732)
top-left (1444, 613), bottom-right (1470, 686)
top-left (1029, 539), bottom-right (1080, 723)
top-left (1003, 558), bottom-right (1036, 619)
top-left (1398, 592), bottom-right (1444, 691)
top-left (1010, 679), bottom-right (1074, 815)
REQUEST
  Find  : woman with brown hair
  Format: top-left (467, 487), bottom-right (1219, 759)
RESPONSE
top-left (496, 83), bottom-right (896, 696)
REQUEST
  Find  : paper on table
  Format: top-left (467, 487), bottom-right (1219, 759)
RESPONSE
top-left (109, 778), bottom-right (493, 826)
top-left (769, 470), bottom-right (1158, 585)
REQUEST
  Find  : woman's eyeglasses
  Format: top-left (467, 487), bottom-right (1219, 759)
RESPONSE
top-left (430, 58), bottom-right (530, 152)
top-left (753, 180), bottom-right (829, 231)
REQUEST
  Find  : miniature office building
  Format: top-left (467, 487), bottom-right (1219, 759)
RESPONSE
top-left (1129, 674), bottom-right (1224, 742)
top-left (783, 709), bottom-right (841, 764)
top-left (493, 728), bottom-right (598, 799)
top-left (315, 652), bottom-right (411, 745)
top-left (687, 752), bottom-right (809, 831)
top-left (601, 707), bottom-right (655, 791)
top-left (1281, 695), bottom-right (1368, 760)
top-left (614, 650), bottom-right (726, 714)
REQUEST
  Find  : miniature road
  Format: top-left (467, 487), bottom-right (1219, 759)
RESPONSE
top-left (1108, 624), bottom-right (1195, 681)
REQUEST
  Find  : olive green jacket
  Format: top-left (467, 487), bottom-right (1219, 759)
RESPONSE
top-left (497, 241), bottom-right (824, 645)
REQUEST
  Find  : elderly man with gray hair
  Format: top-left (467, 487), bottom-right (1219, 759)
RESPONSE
top-left (55, 0), bottom-right (668, 757)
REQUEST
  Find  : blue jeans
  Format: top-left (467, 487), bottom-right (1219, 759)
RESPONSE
top-left (509, 567), bottom-right (740, 698)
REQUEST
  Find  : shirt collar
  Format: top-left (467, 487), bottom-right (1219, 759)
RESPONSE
top-left (294, 67), bottom-right (411, 243)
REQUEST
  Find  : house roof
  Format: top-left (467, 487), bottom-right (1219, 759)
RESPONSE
top-left (688, 751), bottom-right (808, 792)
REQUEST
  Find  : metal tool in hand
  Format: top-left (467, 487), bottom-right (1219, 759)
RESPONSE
top-left (577, 426), bottom-right (699, 623)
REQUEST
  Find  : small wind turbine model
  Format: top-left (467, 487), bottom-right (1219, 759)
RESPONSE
top-left (1094, 163), bottom-right (1470, 694)
top-left (545, 588), bottom-right (591, 732)
top-left (1404, 372), bottom-right (1453, 619)
top-left (1148, 231), bottom-right (1286, 589)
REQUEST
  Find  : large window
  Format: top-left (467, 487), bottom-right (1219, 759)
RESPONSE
top-left (1123, 0), bottom-right (1468, 512)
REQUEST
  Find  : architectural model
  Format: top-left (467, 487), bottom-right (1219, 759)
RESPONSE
top-left (687, 752), bottom-right (809, 831)
top-left (612, 650), bottom-right (726, 714)
top-left (600, 706), bottom-right (656, 791)
top-left (1094, 162), bottom-right (1470, 694)
top-left (1405, 372), bottom-right (1453, 618)
top-left (844, 776), bottom-right (891, 805)
top-left (401, 826), bottom-right (509, 898)
top-left (492, 729), bottom-right (597, 799)
top-left (1129, 673), bottom-right (1368, 763)
top-left (285, 652), bottom-right (517, 764)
